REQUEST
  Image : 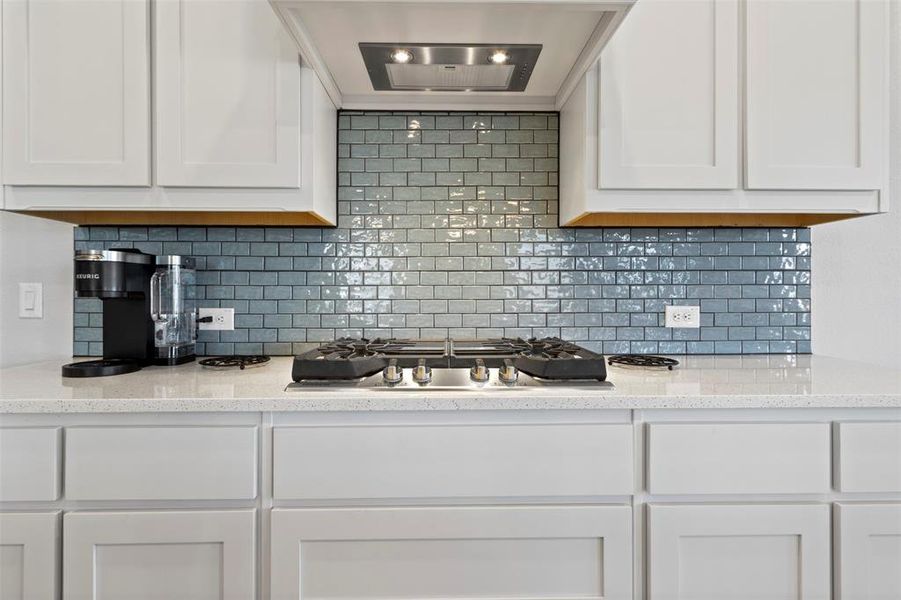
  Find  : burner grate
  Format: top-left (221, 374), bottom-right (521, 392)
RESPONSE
top-left (607, 354), bottom-right (679, 370)
top-left (199, 355), bottom-right (271, 370)
top-left (291, 337), bottom-right (609, 382)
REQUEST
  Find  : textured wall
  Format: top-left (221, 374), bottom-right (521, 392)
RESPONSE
top-left (74, 111), bottom-right (812, 357)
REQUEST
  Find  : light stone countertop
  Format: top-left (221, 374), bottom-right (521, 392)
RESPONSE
top-left (1, 355), bottom-right (901, 413)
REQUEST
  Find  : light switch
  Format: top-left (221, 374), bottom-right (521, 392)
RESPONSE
top-left (18, 283), bottom-right (43, 319)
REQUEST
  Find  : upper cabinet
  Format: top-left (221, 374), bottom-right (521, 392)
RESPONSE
top-left (1, 0), bottom-right (150, 186)
top-left (561, 0), bottom-right (890, 226)
top-left (1, 0), bottom-right (336, 225)
top-left (745, 0), bottom-right (888, 190)
top-left (155, 0), bottom-right (301, 188)
top-left (598, 0), bottom-right (739, 189)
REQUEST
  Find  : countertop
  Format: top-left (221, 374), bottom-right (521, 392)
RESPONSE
top-left (1, 355), bottom-right (901, 413)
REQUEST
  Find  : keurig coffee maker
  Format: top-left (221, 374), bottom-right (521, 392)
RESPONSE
top-left (62, 249), bottom-right (198, 377)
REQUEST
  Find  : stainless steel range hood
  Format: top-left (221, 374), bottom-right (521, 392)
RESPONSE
top-left (268, 1), bottom-right (637, 110)
top-left (359, 43), bottom-right (542, 92)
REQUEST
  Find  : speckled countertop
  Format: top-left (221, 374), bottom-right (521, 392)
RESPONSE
top-left (1, 355), bottom-right (900, 413)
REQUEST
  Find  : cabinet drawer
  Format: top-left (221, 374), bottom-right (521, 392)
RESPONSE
top-left (835, 422), bottom-right (901, 492)
top-left (271, 505), bottom-right (632, 600)
top-left (273, 423), bottom-right (633, 500)
top-left (0, 427), bottom-right (61, 501)
top-left (65, 426), bottom-right (257, 500)
top-left (647, 423), bottom-right (830, 494)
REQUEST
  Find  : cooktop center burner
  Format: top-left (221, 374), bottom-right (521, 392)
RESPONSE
top-left (290, 337), bottom-right (612, 389)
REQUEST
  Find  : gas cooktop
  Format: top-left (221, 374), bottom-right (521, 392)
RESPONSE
top-left (289, 337), bottom-right (613, 390)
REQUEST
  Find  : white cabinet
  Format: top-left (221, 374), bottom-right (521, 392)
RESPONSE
top-left (1, 0), bottom-right (337, 224)
top-left (560, 0), bottom-right (889, 226)
top-left (271, 505), bottom-right (633, 600)
top-left (155, 0), bottom-right (300, 187)
top-left (835, 503), bottom-right (901, 600)
top-left (63, 510), bottom-right (255, 600)
top-left (834, 422), bottom-right (901, 492)
top-left (647, 422), bottom-right (830, 495)
top-left (648, 504), bottom-right (831, 600)
top-left (65, 425), bottom-right (258, 500)
top-left (745, 0), bottom-right (888, 190)
top-left (0, 512), bottom-right (59, 600)
top-left (598, 0), bottom-right (739, 189)
top-left (1, 0), bottom-right (151, 186)
top-left (0, 427), bottom-right (61, 501)
top-left (273, 422), bottom-right (633, 500)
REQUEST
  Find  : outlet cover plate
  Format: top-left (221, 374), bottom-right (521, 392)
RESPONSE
top-left (198, 308), bottom-right (234, 331)
top-left (665, 305), bottom-right (701, 328)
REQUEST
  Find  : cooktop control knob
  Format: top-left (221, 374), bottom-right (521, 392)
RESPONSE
top-left (499, 360), bottom-right (519, 386)
top-left (469, 359), bottom-right (489, 384)
top-left (412, 359), bottom-right (432, 386)
top-left (382, 360), bottom-right (403, 386)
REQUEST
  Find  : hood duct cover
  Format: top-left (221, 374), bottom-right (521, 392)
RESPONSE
top-left (360, 43), bottom-right (541, 92)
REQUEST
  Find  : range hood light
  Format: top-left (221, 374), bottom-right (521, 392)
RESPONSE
top-left (488, 50), bottom-right (510, 64)
top-left (361, 43), bottom-right (542, 92)
top-left (390, 49), bottom-right (414, 64)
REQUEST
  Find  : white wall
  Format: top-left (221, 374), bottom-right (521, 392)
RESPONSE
top-left (812, 0), bottom-right (901, 368)
top-left (0, 212), bottom-right (74, 367)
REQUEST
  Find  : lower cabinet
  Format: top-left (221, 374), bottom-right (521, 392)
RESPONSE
top-left (271, 505), bottom-right (633, 600)
top-left (835, 503), bottom-right (901, 600)
top-left (63, 509), bottom-right (255, 600)
top-left (648, 504), bottom-right (830, 600)
top-left (0, 512), bottom-right (59, 600)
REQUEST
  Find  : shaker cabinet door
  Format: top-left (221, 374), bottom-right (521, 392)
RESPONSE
top-left (154, 0), bottom-right (301, 188)
top-left (745, 0), bottom-right (888, 190)
top-left (271, 505), bottom-right (632, 600)
top-left (835, 503), bottom-right (901, 600)
top-left (1, 0), bottom-right (150, 185)
top-left (0, 512), bottom-right (59, 600)
top-left (648, 504), bottom-right (830, 600)
top-left (63, 510), bottom-right (255, 600)
top-left (598, 0), bottom-right (739, 189)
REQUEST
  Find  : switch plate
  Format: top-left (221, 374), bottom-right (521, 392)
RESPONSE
top-left (665, 305), bottom-right (700, 328)
top-left (18, 282), bottom-right (43, 318)
top-left (198, 308), bottom-right (234, 331)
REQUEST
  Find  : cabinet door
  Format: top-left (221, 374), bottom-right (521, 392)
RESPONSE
top-left (154, 0), bottom-right (301, 188)
top-left (63, 510), bottom-right (255, 600)
top-left (835, 503), bottom-right (901, 600)
top-left (648, 504), bottom-right (830, 600)
top-left (271, 505), bottom-right (632, 600)
top-left (0, 512), bottom-right (59, 600)
top-left (598, 0), bottom-right (738, 189)
top-left (1, 0), bottom-right (150, 185)
top-left (745, 0), bottom-right (888, 189)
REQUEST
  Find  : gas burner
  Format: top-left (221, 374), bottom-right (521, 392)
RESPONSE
top-left (607, 354), bottom-right (679, 370)
top-left (291, 337), bottom-right (610, 386)
top-left (314, 338), bottom-right (398, 360)
top-left (199, 355), bottom-right (271, 370)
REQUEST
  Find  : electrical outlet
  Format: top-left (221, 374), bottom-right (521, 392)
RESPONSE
top-left (665, 305), bottom-right (701, 328)
top-left (198, 308), bottom-right (234, 331)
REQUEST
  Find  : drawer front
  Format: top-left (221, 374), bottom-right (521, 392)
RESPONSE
top-left (0, 427), bottom-right (61, 501)
top-left (273, 423), bottom-right (633, 500)
top-left (835, 422), bottom-right (901, 492)
top-left (65, 426), bottom-right (257, 500)
top-left (271, 505), bottom-right (633, 600)
top-left (647, 422), bottom-right (830, 494)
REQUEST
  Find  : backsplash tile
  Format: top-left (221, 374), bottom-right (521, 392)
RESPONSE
top-left (74, 111), bottom-right (811, 356)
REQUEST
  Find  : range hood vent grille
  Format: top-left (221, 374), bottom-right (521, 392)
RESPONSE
top-left (360, 43), bottom-right (541, 92)
top-left (386, 63), bottom-right (514, 91)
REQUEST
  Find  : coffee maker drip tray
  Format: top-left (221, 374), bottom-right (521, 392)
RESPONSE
top-left (61, 358), bottom-right (143, 378)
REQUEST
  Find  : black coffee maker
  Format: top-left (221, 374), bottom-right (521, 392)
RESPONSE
top-left (62, 248), bottom-right (195, 377)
